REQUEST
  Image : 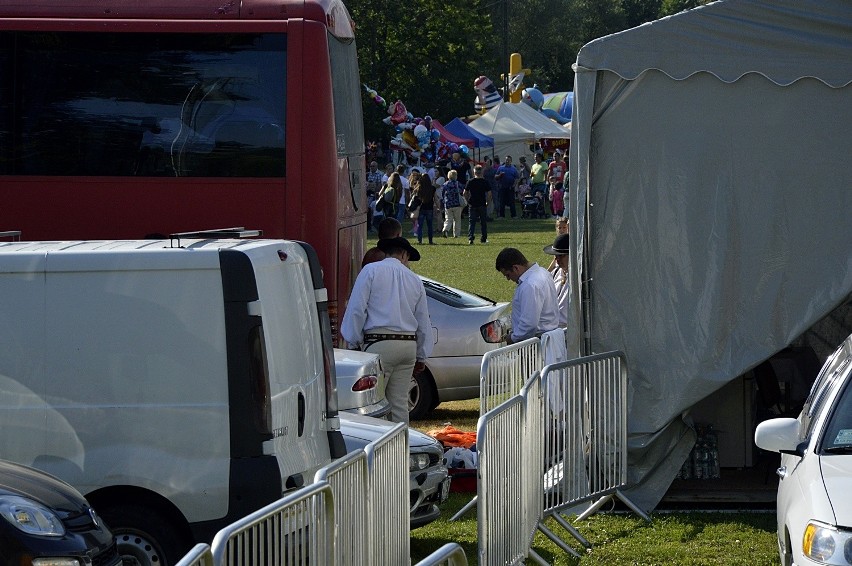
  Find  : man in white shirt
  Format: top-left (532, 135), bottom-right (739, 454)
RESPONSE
top-left (543, 233), bottom-right (571, 326)
top-left (495, 247), bottom-right (559, 343)
top-left (341, 237), bottom-right (432, 424)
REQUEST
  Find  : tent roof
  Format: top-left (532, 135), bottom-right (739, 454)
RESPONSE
top-left (468, 102), bottom-right (570, 141)
top-left (430, 119), bottom-right (475, 147)
top-left (576, 0), bottom-right (852, 87)
top-left (444, 117), bottom-right (494, 148)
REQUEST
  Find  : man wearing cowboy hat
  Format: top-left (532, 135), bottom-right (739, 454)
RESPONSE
top-left (341, 237), bottom-right (431, 424)
top-left (543, 233), bottom-right (571, 327)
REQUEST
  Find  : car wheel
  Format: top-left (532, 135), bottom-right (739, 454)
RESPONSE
top-left (409, 371), bottom-right (436, 420)
top-left (100, 504), bottom-right (187, 566)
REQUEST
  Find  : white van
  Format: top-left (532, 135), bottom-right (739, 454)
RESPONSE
top-left (0, 237), bottom-right (346, 566)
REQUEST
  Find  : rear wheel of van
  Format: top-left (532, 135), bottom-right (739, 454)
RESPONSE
top-left (101, 504), bottom-right (186, 566)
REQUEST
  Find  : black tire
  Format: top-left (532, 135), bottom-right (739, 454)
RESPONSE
top-left (409, 371), bottom-right (436, 420)
top-left (100, 504), bottom-right (188, 566)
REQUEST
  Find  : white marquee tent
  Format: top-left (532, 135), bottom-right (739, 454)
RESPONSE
top-left (468, 102), bottom-right (570, 162)
top-left (566, 0), bottom-right (852, 510)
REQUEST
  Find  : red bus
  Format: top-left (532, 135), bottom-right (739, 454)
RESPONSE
top-left (0, 0), bottom-right (367, 336)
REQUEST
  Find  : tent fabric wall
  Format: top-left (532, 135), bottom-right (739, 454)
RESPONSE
top-left (567, 0), bottom-right (852, 511)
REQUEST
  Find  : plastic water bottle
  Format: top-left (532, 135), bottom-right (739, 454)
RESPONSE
top-left (692, 443), bottom-right (705, 479)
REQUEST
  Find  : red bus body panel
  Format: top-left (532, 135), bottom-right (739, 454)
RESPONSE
top-left (0, 0), bottom-right (366, 331)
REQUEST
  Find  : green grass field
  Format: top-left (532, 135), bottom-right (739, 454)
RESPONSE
top-left (377, 216), bottom-right (780, 565)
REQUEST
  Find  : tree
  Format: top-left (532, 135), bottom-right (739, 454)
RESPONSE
top-left (347, 0), bottom-right (496, 141)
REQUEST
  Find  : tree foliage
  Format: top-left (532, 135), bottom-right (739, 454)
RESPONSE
top-left (347, 0), bottom-right (708, 141)
top-left (348, 0), bottom-right (495, 140)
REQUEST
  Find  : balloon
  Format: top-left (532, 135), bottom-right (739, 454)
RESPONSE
top-left (474, 75), bottom-right (502, 114)
top-left (401, 130), bottom-right (418, 150)
top-left (362, 83), bottom-right (386, 108)
top-left (387, 100), bottom-right (408, 126)
top-left (414, 124), bottom-right (430, 150)
top-left (430, 129), bottom-right (441, 142)
top-left (424, 115), bottom-right (432, 129)
top-left (542, 108), bottom-right (570, 125)
top-left (459, 144), bottom-right (469, 156)
top-left (521, 86), bottom-right (544, 111)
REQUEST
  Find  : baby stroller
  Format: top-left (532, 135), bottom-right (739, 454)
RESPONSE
top-left (521, 193), bottom-right (545, 219)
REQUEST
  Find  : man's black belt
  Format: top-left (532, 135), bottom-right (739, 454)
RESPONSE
top-left (363, 333), bottom-right (416, 347)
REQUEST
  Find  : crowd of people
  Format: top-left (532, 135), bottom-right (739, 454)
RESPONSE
top-left (368, 149), bottom-right (570, 245)
top-left (346, 150), bottom-right (574, 424)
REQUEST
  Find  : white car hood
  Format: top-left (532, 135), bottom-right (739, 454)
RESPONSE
top-left (821, 455), bottom-right (852, 525)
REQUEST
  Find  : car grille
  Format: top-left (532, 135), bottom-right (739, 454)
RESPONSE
top-left (91, 541), bottom-right (121, 566)
top-left (65, 509), bottom-right (98, 531)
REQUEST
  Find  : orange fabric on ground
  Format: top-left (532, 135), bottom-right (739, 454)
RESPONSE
top-left (426, 425), bottom-right (477, 449)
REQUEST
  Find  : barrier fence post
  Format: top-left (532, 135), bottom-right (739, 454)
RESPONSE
top-left (314, 450), bottom-right (371, 565)
top-left (365, 422), bottom-right (410, 565)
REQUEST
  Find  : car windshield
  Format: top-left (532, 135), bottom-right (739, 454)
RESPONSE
top-left (819, 371), bottom-right (852, 454)
top-left (421, 276), bottom-right (497, 308)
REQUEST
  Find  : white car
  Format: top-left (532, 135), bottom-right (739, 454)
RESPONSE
top-left (755, 332), bottom-right (852, 566)
top-left (334, 349), bottom-right (391, 419)
top-left (411, 277), bottom-right (511, 419)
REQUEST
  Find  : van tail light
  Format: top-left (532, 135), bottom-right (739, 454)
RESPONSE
top-left (248, 326), bottom-right (272, 434)
top-left (328, 300), bottom-right (340, 348)
top-left (352, 375), bottom-right (378, 392)
top-left (480, 320), bottom-right (507, 344)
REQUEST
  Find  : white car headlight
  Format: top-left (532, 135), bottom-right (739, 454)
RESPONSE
top-left (0, 495), bottom-right (66, 537)
top-left (409, 453), bottom-right (430, 471)
top-left (803, 521), bottom-right (852, 564)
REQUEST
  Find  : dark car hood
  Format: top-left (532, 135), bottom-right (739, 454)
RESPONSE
top-left (0, 460), bottom-right (89, 515)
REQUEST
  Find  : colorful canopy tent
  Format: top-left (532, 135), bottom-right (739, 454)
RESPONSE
top-left (444, 118), bottom-right (494, 148)
top-left (468, 102), bottom-right (569, 162)
top-left (430, 119), bottom-right (475, 148)
top-left (566, 0), bottom-right (852, 511)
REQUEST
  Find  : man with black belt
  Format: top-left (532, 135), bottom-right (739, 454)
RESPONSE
top-left (341, 237), bottom-right (432, 424)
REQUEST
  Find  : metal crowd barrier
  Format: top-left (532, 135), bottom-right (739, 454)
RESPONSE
top-left (479, 337), bottom-right (542, 414)
top-left (175, 544), bottom-right (214, 566)
top-left (179, 422), bottom-right (414, 566)
top-left (364, 422), bottom-right (410, 565)
top-left (413, 542), bottom-right (469, 566)
top-left (313, 422), bottom-right (409, 565)
top-left (210, 481), bottom-right (335, 566)
top-left (462, 339), bottom-right (651, 561)
top-left (476, 394), bottom-right (536, 565)
top-left (314, 450), bottom-right (371, 565)
top-left (536, 352), bottom-right (650, 554)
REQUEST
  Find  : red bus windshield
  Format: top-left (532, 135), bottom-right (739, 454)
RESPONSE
top-left (0, 0), bottom-right (367, 339)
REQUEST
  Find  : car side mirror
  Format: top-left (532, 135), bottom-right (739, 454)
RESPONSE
top-left (780, 441), bottom-right (807, 458)
top-left (754, 417), bottom-right (801, 453)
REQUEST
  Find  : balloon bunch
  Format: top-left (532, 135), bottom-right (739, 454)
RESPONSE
top-left (363, 84), bottom-right (469, 164)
